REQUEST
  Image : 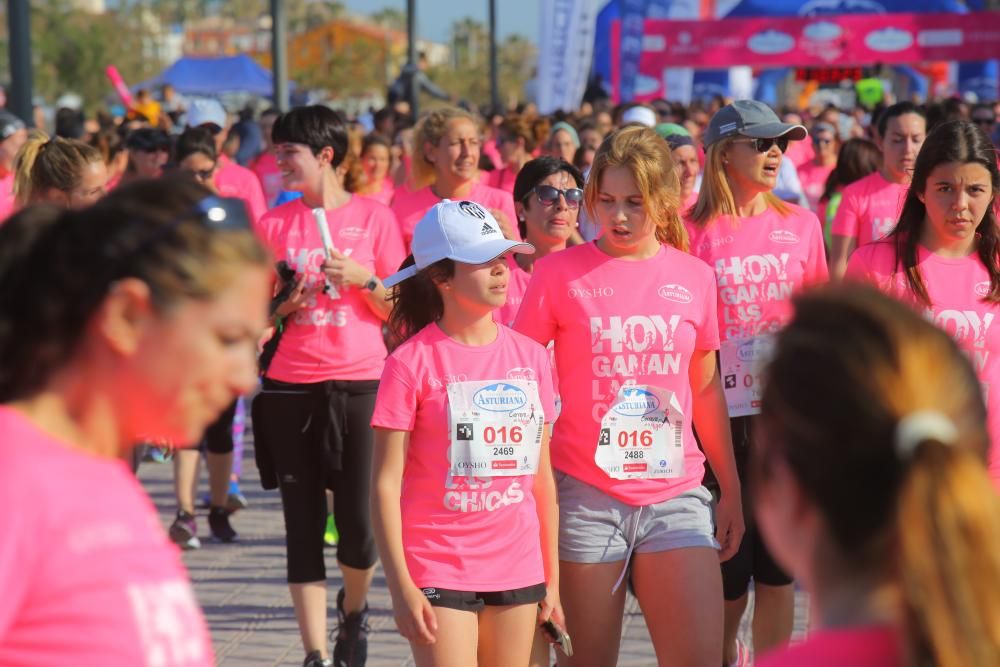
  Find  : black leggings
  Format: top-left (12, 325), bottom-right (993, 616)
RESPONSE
top-left (706, 416), bottom-right (793, 600)
top-left (252, 378), bottom-right (378, 583)
top-left (200, 400), bottom-right (237, 455)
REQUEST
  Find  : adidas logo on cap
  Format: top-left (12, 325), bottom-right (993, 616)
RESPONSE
top-left (481, 222), bottom-right (495, 236)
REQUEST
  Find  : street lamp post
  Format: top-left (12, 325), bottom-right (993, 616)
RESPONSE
top-left (8, 0), bottom-right (33, 125)
top-left (488, 0), bottom-right (499, 113)
top-left (270, 0), bottom-right (289, 111)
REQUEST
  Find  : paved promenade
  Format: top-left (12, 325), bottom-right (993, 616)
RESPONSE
top-left (139, 445), bottom-right (808, 666)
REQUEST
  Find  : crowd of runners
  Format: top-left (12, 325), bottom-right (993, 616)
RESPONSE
top-left (0, 88), bottom-right (999, 667)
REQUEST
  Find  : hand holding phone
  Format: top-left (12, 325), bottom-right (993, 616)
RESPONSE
top-left (539, 613), bottom-right (573, 657)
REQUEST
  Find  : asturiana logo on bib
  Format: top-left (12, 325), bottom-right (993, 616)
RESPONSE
top-left (768, 230), bottom-right (800, 245)
top-left (658, 284), bottom-right (693, 304)
top-left (975, 281), bottom-right (991, 298)
top-left (473, 383), bottom-right (527, 412)
top-left (614, 388), bottom-right (660, 417)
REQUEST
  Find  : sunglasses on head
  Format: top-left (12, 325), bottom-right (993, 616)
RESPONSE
top-left (526, 184), bottom-right (584, 209)
top-left (735, 136), bottom-right (790, 153)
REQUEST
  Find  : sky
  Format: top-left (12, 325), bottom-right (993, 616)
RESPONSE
top-left (340, 0), bottom-right (539, 44)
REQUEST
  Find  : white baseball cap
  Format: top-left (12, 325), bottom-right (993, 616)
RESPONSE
top-left (186, 98), bottom-right (227, 130)
top-left (383, 200), bottom-right (534, 288)
top-left (621, 106), bottom-right (657, 128)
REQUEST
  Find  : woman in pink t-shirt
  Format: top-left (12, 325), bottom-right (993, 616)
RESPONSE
top-left (356, 133), bottom-right (395, 206)
top-left (494, 156), bottom-right (584, 326)
top-left (371, 201), bottom-right (561, 666)
top-left (488, 114), bottom-right (536, 194)
top-left (686, 100), bottom-right (828, 667)
top-left (797, 122), bottom-right (838, 214)
top-left (252, 106), bottom-right (406, 667)
top-left (390, 107), bottom-right (517, 248)
top-left (0, 178), bottom-right (272, 666)
top-left (846, 120), bottom-right (1000, 489)
top-left (830, 102), bottom-right (927, 279)
top-left (515, 125), bottom-right (744, 667)
top-left (752, 285), bottom-right (1000, 667)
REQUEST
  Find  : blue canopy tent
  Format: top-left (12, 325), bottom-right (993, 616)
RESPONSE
top-left (134, 54), bottom-right (292, 97)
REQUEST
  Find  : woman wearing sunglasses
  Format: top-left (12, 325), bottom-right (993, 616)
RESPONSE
top-left (515, 125), bottom-right (743, 667)
top-left (123, 127), bottom-right (171, 182)
top-left (686, 100), bottom-right (828, 667)
top-left (495, 156), bottom-right (584, 326)
top-left (797, 123), bottom-right (839, 214)
top-left (175, 127), bottom-right (219, 188)
top-left (391, 107), bottom-right (517, 249)
top-left (0, 178), bottom-right (271, 666)
top-left (163, 126), bottom-right (248, 550)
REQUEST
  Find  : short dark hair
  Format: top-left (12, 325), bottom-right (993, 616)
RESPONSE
top-left (174, 127), bottom-right (217, 163)
top-left (512, 156), bottom-right (585, 238)
top-left (876, 101), bottom-right (925, 139)
top-left (271, 105), bottom-right (349, 169)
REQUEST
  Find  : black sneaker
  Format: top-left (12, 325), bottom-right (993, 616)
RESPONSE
top-left (208, 506), bottom-right (237, 543)
top-left (332, 588), bottom-right (369, 667)
top-left (302, 650), bottom-right (332, 667)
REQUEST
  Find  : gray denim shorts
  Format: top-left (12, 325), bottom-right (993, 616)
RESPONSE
top-left (556, 471), bottom-right (719, 564)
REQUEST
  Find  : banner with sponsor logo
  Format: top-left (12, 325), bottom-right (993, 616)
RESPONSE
top-left (610, 11), bottom-right (1000, 102)
top-left (537, 0), bottom-right (603, 114)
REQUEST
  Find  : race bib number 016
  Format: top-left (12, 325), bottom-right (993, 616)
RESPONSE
top-left (720, 336), bottom-right (774, 418)
top-left (595, 385), bottom-right (685, 480)
top-left (447, 380), bottom-right (544, 477)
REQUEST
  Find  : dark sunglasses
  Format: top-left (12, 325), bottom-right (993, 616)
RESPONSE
top-left (199, 123), bottom-right (224, 136)
top-left (735, 136), bottom-right (790, 153)
top-left (526, 184), bottom-right (584, 209)
top-left (973, 117), bottom-right (996, 126)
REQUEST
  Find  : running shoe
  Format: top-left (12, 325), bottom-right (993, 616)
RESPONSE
top-left (227, 479), bottom-right (249, 511)
top-left (324, 514), bottom-right (339, 547)
top-left (302, 650), bottom-right (333, 667)
top-left (729, 639), bottom-right (753, 667)
top-left (208, 506), bottom-right (237, 543)
top-left (168, 510), bottom-right (201, 550)
top-left (332, 588), bottom-right (369, 667)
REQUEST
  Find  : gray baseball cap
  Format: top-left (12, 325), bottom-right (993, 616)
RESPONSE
top-left (704, 100), bottom-right (807, 147)
top-left (0, 110), bottom-right (25, 140)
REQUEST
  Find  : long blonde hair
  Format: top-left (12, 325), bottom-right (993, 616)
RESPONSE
top-left (411, 107), bottom-right (480, 190)
top-left (757, 285), bottom-right (1000, 667)
top-left (584, 125), bottom-right (687, 251)
top-left (688, 136), bottom-right (790, 227)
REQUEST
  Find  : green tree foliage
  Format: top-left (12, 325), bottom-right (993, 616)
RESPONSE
top-left (0, 1), bottom-right (159, 112)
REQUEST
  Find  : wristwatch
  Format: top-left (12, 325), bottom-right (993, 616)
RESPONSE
top-left (363, 275), bottom-right (379, 292)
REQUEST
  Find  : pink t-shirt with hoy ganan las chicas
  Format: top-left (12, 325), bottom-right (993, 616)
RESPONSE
top-left (255, 196), bottom-right (405, 383)
top-left (514, 242), bottom-right (720, 506)
top-left (847, 241), bottom-right (1000, 487)
top-left (0, 408), bottom-right (214, 667)
top-left (831, 171), bottom-right (909, 248)
top-left (687, 203), bottom-right (829, 343)
top-left (371, 324), bottom-right (556, 591)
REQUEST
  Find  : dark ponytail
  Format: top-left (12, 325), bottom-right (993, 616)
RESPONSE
top-left (386, 255), bottom-right (454, 345)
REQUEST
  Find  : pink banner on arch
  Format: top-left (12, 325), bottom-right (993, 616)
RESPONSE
top-left (611, 11), bottom-right (1000, 101)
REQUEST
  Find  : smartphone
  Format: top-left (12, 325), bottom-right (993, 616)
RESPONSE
top-left (540, 617), bottom-right (574, 657)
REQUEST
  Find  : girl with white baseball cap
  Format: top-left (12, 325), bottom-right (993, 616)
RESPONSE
top-left (371, 199), bottom-right (562, 666)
